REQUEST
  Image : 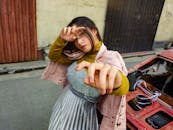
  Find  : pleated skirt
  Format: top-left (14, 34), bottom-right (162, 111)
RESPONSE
top-left (48, 87), bottom-right (99, 130)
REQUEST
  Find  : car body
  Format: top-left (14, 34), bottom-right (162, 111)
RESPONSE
top-left (126, 49), bottom-right (173, 130)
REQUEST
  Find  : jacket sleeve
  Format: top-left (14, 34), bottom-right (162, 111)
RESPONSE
top-left (111, 71), bottom-right (129, 96)
top-left (48, 36), bottom-right (72, 64)
top-left (100, 50), bottom-right (129, 96)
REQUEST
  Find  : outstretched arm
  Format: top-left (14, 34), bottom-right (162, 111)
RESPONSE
top-left (76, 61), bottom-right (129, 95)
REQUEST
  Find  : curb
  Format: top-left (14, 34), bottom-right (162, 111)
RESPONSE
top-left (122, 51), bottom-right (156, 58)
top-left (0, 49), bottom-right (161, 75)
top-left (0, 64), bottom-right (47, 75)
top-left (0, 59), bottom-right (48, 75)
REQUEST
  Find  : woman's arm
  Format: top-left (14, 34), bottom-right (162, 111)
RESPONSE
top-left (48, 26), bottom-right (86, 64)
top-left (76, 61), bottom-right (129, 95)
top-left (48, 36), bottom-right (72, 64)
top-left (111, 71), bottom-right (129, 95)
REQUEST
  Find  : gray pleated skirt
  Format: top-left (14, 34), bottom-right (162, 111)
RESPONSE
top-left (48, 87), bottom-right (99, 130)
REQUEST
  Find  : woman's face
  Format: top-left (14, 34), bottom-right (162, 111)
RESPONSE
top-left (74, 31), bottom-right (93, 53)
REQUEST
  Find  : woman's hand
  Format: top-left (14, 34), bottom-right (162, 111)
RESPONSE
top-left (76, 61), bottom-right (122, 95)
top-left (59, 26), bottom-right (85, 42)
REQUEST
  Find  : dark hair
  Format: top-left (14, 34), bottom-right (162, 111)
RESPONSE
top-left (68, 16), bottom-right (102, 41)
top-left (64, 16), bottom-right (102, 51)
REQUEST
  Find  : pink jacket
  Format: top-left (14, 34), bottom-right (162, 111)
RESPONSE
top-left (41, 44), bottom-right (128, 130)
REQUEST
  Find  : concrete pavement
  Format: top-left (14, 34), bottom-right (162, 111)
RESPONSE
top-left (0, 70), bottom-right (63, 130)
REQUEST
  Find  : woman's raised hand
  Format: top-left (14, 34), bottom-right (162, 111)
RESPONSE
top-left (76, 61), bottom-right (122, 95)
top-left (60, 26), bottom-right (85, 42)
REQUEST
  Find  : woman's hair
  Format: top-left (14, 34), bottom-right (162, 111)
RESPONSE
top-left (68, 16), bottom-right (102, 41)
top-left (64, 16), bottom-right (102, 51)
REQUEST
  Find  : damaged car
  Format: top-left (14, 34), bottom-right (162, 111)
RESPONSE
top-left (126, 49), bottom-right (173, 130)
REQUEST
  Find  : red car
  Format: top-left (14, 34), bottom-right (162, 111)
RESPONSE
top-left (126, 49), bottom-right (173, 130)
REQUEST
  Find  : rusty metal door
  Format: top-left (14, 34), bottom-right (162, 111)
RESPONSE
top-left (103, 0), bottom-right (165, 53)
top-left (0, 0), bottom-right (38, 63)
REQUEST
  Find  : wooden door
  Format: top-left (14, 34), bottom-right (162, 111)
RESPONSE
top-left (0, 0), bottom-right (38, 63)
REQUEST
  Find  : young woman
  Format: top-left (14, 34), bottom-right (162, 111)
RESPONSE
top-left (42, 16), bottom-right (129, 130)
